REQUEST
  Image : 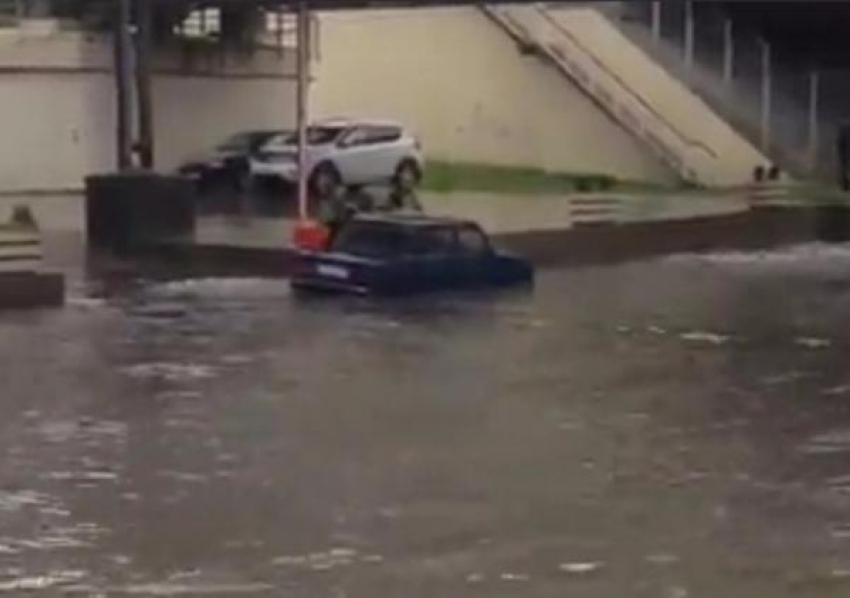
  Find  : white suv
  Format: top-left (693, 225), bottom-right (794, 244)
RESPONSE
top-left (249, 118), bottom-right (424, 196)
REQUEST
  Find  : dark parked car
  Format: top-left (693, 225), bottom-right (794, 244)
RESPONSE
top-left (178, 130), bottom-right (285, 192)
top-left (291, 214), bottom-right (533, 295)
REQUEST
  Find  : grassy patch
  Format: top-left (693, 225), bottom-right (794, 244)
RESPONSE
top-left (794, 184), bottom-right (850, 206)
top-left (421, 160), bottom-right (628, 195)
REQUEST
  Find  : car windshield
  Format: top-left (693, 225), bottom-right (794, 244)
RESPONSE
top-left (331, 222), bottom-right (411, 258)
top-left (215, 132), bottom-right (260, 153)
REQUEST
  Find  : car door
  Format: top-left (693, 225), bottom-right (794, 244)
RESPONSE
top-left (452, 224), bottom-right (494, 287)
top-left (334, 126), bottom-right (384, 184)
top-left (409, 226), bottom-right (456, 291)
top-left (367, 125), bottom-right (404, 182)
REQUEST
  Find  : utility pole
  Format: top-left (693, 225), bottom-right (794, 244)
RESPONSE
top-left (760, 38), bottom-right (772, 153)
top-left (113, 0), bottom-right (134, 170)
top-left (808, 69), bottom-right (820, 171)
top-left (134, 0), bottom-right (154, 169)
top-left (722, 18), bottom-right (734, 86)
top-left (651, 1), bottom-right (661, 43)
top-left (684, 1), bottom-right (694, 68)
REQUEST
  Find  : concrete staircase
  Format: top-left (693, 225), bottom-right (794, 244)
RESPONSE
top-left (485, 4), bottom-right (768, 187)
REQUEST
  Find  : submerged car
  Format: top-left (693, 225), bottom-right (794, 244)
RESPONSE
top-left (250, 118), bottom-right (423, 197)
top-left (291, 214), bottom-right (533, 295)
top-left (179, 130), bottom-right (285, 191)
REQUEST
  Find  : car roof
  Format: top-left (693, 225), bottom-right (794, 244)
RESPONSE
top-left (314, 117), bottom-right (405, 129)
top-left (236, 129), bottom-right (286, 136)
top-left (351, 213), bottom-right (477, 229)
top-left (224, 130), bottom-right (286, 142)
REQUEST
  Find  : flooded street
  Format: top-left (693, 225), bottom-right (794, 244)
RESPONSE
top-left (4, 243), bottom-right (850, 597)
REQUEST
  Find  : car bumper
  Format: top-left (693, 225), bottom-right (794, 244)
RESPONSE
top-left (291, 276), bottom-right (371, 296)
top-left (250, 160), bottom-right (299, 182)
top-left (179, 163), bottom-right (229, 180)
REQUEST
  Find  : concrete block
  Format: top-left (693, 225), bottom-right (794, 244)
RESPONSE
top-left (86, 171), bottom-right (196, 252)
top-left (0, 271), bottom-right (64, 309)
top-left (0, 205), bottom-right (64, 309)
top-left (0, 228), bottom-right (42, 271)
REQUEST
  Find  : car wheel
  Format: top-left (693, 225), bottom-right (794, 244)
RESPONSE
top-left (197, 173), bottom-right (215, 196)
top-left (252, 175), bottom-right (267, 194)
top-left (393, 160), bottom-right (422, 192)
top-left (228, 163), bottom-right (251, 193)
top-left (309, 163), bottom-right (342, 199)
top-left (236, 169), bottom-right (251, 193)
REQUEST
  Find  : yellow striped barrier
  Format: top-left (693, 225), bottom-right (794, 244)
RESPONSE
top-left (0, 206), bottom-right (42, 273)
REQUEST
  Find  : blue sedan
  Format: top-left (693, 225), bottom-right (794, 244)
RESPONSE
top-left (291, 214), bottom-right (533, 295)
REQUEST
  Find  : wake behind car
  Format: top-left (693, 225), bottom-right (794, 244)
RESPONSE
top-left (291, 214), bottom-right (533, 296)
top-left (179, 130), bottom-right (285, 192)
top-left (250, 118), bottom-right (423, 197)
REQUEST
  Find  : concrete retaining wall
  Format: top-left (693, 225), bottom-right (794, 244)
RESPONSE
top-left (312, 7), bottom-right (677, 185)
top-left (134, 206), bottom-right (842, 279)
top-left (497, 207), bottom-right (821, 267)
top-left (0, 27), bottom-right (296, 193)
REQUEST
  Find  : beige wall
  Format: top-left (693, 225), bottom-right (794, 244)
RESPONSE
top-left (0, 27), bottom-right (296, 193)
top-left (0, 72), bottom-right (107, 191)
top-left (312, 8), bottom-right (676, 184)
top-left (153, 76), bottom-right (296, 170)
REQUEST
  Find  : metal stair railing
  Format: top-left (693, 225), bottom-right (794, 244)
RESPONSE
top-left (483, 4), bottom-right (720, 185)
top-left (599, 3), bottom-right (812, 178)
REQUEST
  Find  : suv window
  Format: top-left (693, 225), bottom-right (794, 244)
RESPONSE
top-left (268, 126), bottom-right (345, 148)
top-left (366, 126), bottom-right (402, 144)
top-left (216, 132), bottom-right (256, 153)
top-left (344, 125), bottom-right (402, 148)
top-left (456, 225), bottom-right (490, 255)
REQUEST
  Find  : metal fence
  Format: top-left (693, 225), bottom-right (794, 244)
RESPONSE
top-left (611, 1), bottom-right (850, 180)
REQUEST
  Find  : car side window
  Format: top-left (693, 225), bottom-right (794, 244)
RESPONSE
top-left (340, 127), bottom-right (370, 148)
top-left (332, 223), bottom-right (408, 257)
top-left (261, 133), bottom-right (288, 151)
top-left (456, 226), bottom-right (490, 256)
top-left (410, 227), bottom-right (455, 256)
top-left (365, 126), bottom-right (402, 144)
top-left (343, 126), bottom-right (401, 148)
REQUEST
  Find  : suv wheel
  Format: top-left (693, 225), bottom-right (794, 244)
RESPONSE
top-left (231, 164), bottom-right (251, 193)
top-left (309, 163), bottom-right (342, 199)
top-left (393, 160), bottom-right (422, 192)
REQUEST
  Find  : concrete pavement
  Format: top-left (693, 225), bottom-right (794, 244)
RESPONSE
top-left (0, 188), bottom-right (750, 234)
